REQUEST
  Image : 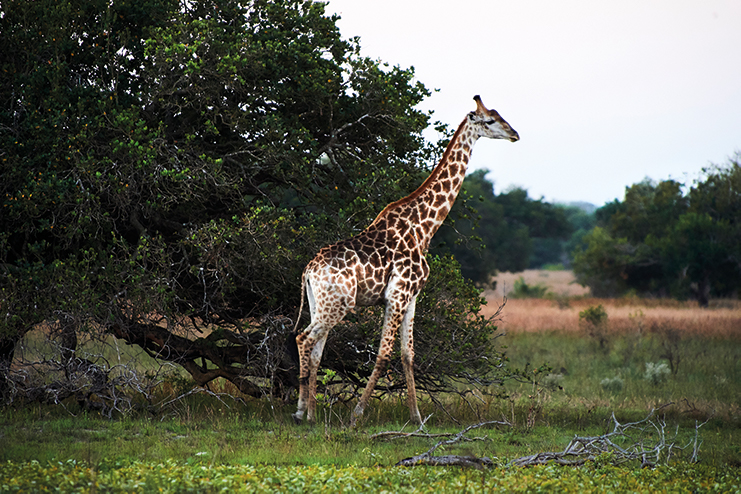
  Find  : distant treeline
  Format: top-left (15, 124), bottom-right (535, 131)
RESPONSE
top-left (446, 156), bottom-right (741, 306)
top-left (433, 169), bottom-right (594, 282)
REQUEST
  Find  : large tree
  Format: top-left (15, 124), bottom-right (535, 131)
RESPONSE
top-left (572, 157), bottom-right (741, 304)
top-left (1, 0), bottom-right (512, 409)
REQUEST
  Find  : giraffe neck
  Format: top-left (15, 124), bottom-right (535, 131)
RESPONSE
top-left (370, 116), bottom-right (478, 250)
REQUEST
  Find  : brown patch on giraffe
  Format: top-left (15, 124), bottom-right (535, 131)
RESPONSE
top-left (433, 193), bottom-right (447, 209)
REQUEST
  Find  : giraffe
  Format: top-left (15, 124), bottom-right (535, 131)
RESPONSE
top-left (292, 95), bottom-right (519, 426)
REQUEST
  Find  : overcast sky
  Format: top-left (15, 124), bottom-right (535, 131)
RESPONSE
top-left (325, 0), bottom-right (741, 206)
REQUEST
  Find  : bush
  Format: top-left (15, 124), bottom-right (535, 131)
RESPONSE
top-left (509, 277), bottom-right (550, 299)
top-left (579, 304), bottom-right (610, 351)
top-left (644, 362), bottom-right (671, 386)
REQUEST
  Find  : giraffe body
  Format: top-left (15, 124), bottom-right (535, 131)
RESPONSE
top-left (292, 96), bottom-right (519, 426)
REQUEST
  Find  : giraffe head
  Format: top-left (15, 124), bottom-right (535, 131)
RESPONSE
top-left (469, 95), bottom-right (519, 142)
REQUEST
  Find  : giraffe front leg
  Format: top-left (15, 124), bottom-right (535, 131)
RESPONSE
top-left (350, 350), bottom-right (393, 428)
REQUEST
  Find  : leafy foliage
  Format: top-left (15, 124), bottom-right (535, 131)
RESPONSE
top-left (0, 0), bottom-right (512, 408)
top-left (572, 157), bottom-right (741, 303)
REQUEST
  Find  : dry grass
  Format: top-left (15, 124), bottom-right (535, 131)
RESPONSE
top-left (483, 270), bottom-right (741, 337)
top-left (483, 297), bottom-right (740, 337)
top-left (492, 269), bottom-right (591, 297)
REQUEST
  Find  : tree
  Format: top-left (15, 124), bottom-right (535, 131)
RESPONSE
top-left (433, 170), bottom-right (572, 284)
top-left (1, 0), bottom-right (515, 408)
top-left (572, 156), bottom-right (741, 303)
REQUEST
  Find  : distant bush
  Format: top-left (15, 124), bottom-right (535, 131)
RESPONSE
top-left (509, 276), bottom-right (550, 299)
top-left (542, 373), bottom-right (564, 391)
top-left (579, 305), bottom-right (608, 327)
top-left (579, 304), bottom-right (609, 351)
top-left (644, 362), bottom-right (671, 385)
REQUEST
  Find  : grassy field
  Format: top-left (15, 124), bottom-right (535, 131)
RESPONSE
top-left (2, 270), bottom-right (740, 491)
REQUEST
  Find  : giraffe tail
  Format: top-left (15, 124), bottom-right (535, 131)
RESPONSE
top-left (292, 267), bottom-right (307, 334)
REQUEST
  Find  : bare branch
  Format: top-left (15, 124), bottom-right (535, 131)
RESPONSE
top-left (390, 419), bottom-right (511, 469)
top-left (508, 404), bottom-right (708, 468)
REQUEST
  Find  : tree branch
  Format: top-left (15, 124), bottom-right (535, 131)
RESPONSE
top-left (387, 418), bottom-right (511, 469)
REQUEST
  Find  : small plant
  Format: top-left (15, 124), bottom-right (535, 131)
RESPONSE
top-left (316, 369), bottom-right (339, 430)
top-left (643, 362), bottom-right (671, 386)
top-left (579, 304), bottom-right (608, 327)
top-left (600, 376), bottom-right (624, 393)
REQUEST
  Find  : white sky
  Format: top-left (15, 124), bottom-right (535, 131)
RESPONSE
top-left (325, 0), bottom-right (741, 206)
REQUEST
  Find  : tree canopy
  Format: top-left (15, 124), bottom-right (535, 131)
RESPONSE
top-left (1, 0), bottom-right (515, 409)
top-left (572, 156), bottom-right (741, 304)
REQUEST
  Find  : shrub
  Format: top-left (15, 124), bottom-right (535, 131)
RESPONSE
top-left (644, 362), bottom-right (671, 386)
top-left (579, 304), bottom-right (609, 351)
top-left (542, 373), bottom-right (564, 391)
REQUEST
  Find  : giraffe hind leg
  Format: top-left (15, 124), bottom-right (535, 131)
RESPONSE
top-left (292, 321), bottom-right (318, 424)
top-left (293, 304), bottom-right (352, 424)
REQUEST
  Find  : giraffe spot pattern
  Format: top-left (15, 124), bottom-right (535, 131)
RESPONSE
top-left (293, 96), bottom-right (518, 425)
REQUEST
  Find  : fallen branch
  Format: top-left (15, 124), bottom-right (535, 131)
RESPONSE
top-left (396, 455), bottom-right (494, 469)
top-left (509, 403), bottom-right (710, 468)
top-left (390, 404), bottom-right (710, 469)
top-left (392, 419), bottom-right (512, 469)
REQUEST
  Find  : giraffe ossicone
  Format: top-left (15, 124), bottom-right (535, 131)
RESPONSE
top-left (292, 95), bottom-right (519, 426)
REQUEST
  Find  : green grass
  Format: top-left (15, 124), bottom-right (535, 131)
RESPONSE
top-left (541, 263), bottom-right (566, 271)
top-left (1, 326), bottom-right (739, 491)
top-left (501, 329), bottom-right (741, 412)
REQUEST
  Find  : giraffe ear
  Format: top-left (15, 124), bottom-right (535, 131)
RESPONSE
top-left (473, 95), bottom-right (488, 114)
